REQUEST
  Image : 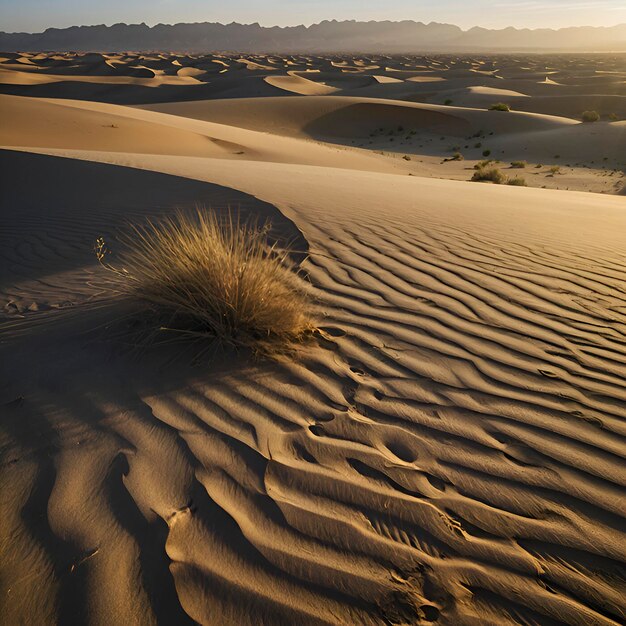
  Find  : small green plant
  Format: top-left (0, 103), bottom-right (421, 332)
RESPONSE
top-left (444, 98), bottom-right (453, 105)
top-left (507, 176), bottom-right (527, 186)
top-left (482, 149), bottom-right (491, 157)
top-left (489, 102), bottom-right (511, 112)
top-left (471, 167), bottom-right (506, 184)
top-left (581, 110), bottom-right (600, 123)
top-left (510, 161), bottom-right (527, 168)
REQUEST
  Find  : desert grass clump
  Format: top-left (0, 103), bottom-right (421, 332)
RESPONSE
top-left (489, 102), bottom-right (511, 112)
top-left (581, 110), bottom-right (600, 123)
top-left (471, 167), bottom-right (506, 184)
top-left (510, 160), bottom-right (527, 168)
top-left (95, 210), bottom-right (313, 352)
top-left (507, 176), bottom-right (527, 186)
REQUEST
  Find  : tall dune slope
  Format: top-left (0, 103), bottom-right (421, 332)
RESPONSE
top-left (2, 143), bottom-right (625, 625)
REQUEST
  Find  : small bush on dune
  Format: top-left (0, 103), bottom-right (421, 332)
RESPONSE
top-left (471, 167), bottom-right (506, 184)
top-left (549, 165), bottom-right (561, 175)
top-left (581, 110), bottom-right (600, 123)
top-left (489, 102), bottom-right (511, 112)
top-left (444, 98), bottom-right (453, 105)
top-left (510, 160), bottom-right (527, 168)
top-left (507, 176), bottom-right (527, 186)
top-left (608, 113), bottom-right (618, 121)
top-left (95, 210), bottom-right (313, 352)
top-left (452, 152), bottom-right (464, 161)
top-left (474, 159), bottom-right (494, 169)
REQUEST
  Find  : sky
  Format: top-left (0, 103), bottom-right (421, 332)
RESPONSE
top-left (1, 0), bottom-right (625, 33)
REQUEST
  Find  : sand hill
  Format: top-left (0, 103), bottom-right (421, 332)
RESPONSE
top-left (1, 50), bottom-right (625, 626)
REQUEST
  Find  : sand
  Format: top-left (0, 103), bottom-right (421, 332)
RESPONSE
top-left (1, 51), bottom-right (625, 626)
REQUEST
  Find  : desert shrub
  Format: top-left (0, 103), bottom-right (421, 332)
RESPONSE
top-left (608, 113), bottom-right (618, 121)
top-left (471, 167), bottom-right (506, 184)
top-left (474, 142), bottom-right (482, 148)
top-left (474, 159), bottom-right (494, 169)
top-left (95, 210), bottom-right (313, 351)
top-left (507, 176), bottom-right (527, 186)
top-left (403, 155), bottom-right (411, 160)
top-left (510, 160), bottom-right (527, 168)
top-left (452, 152), bottom-right (464, 161)
top-left (581, 110), bottom-right (600, 123)
top-left (548, 165), bottom-right (561, 175)
top-left (489, 102), bottom-right (511, 112)
top-left (444, 98), bottom-right (453, 105)
top-left (482, 149), bottom-right (491, 157)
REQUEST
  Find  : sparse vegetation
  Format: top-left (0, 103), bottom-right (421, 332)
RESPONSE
top-left (608, 113), bottom-right (618, 121)
top-left (489, 103), bottom-right (511, 112)
top-left (507, 176), bottom-right (527, 186)
top-left (471, 167), bottom-right (506, 184)
top-left (95, 210), bottom-right (313, 352)
top-left (581, 110), bottom-right (600, 123)
top-left (482, 149), bottom-right (491, 157)
top-left (548, 165), bottom-right (561, 175)
top-left (452, 152), bottom-right (464, 161)
top-left (510, 161), bottom-right (527, 168)
top-left (444, 98), bottom-right (453, 105)
top-left (474, 159), bottom-right (494, 169)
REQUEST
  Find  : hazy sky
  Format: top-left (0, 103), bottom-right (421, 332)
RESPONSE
top-left (1, 0), bottom-right (625, 33)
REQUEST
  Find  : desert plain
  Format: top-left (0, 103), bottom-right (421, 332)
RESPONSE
top-left (0, 51), bottom-right (625, 625)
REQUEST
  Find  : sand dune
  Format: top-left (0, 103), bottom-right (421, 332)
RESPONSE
top-left (141, 96), bottom-right (576, 138)
top-left (264, 73), bottom-right (339, 96)
top-left (1, 50), bottom-right (625, 626)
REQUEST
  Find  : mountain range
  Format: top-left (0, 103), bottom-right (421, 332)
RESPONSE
top-left (1, 20), bottom-right (626, 53)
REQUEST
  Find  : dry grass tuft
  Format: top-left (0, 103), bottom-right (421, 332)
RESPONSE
top-left (95, 209), bottom-right (314, 352)
top-left (471, 167), bottom-right (506, 184)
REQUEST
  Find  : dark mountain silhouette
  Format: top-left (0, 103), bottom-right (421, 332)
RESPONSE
top-left (1, 20), bottom-right (625, 52)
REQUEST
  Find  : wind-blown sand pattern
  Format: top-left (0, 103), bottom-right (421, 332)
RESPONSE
top-left (1, 51), bottom-right (625, 626)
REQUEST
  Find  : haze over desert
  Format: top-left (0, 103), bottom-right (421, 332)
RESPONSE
top-left (1, 5), bottom-right (625, 626)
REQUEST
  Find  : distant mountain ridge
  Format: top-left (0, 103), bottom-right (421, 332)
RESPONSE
top-left (1, 20), bottom-right (626, 53)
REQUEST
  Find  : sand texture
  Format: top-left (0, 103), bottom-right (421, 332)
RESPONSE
top-left (1, 51), bottom-right (625, 626)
